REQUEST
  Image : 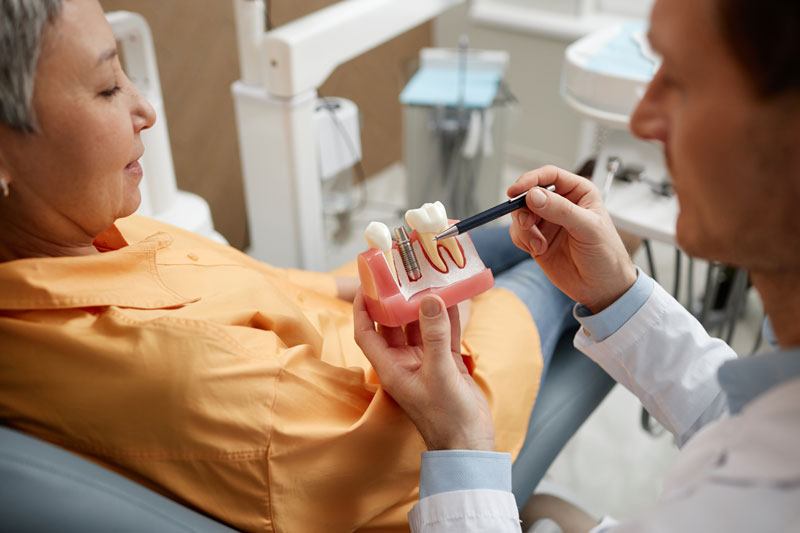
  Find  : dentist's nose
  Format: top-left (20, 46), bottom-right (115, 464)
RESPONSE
top-left (630, 70), bottom-right (669, 144)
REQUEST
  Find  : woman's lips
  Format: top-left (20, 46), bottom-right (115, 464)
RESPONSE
top-left (125, 160), bottom-right (143, 177)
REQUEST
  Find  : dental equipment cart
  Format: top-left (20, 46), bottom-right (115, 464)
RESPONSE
top-left (401, 45), bottom-right (515, 220)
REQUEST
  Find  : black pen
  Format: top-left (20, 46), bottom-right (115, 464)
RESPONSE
top-left (433, 184), bottom-right (556, 241)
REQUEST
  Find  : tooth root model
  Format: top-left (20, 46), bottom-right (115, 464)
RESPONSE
top-left (364, 221), bottom-right (397, 280)
top-left (358, 203), bottom-right (494, 327)
top-left (393, 226), bottom-right (422, 282)
top-left (405, 201), bottom-right (465, 271)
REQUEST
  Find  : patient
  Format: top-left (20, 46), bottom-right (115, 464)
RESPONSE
top-left (0, 0), bottom-right (577, 530)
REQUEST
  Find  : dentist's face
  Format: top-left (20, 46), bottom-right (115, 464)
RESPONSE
top-left (0, 0), bottom-right (156, 248)
top-left (630, 0), bottom-right (800, 271)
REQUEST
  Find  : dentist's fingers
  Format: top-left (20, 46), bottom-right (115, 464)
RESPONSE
top-left (507, 165), bottom-right (598, 204)
top-left (514, 210), bottom-right (540, 231)
top-left (510, 219), bottom-right (548, 256)
top-left (446, 304), bottom-right (462, 356)
top-left (404, 319), bottom-right (422, 347)
top-left (523, 185), bottom-right (599, 235)
top-left (378, 323), bottom-right (407, 348)
top-left (417, 295), bottom-right (458, 376)
top-left (408, 302), bottom-right (466, 372)
top-left (353, 291), bottom-right (393, 375)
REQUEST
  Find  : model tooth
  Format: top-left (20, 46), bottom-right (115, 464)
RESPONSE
top-left (365, 221), bottom-right (397, 279)
top-left (405, 201), bottom-right (464, 270)
top-left (439, 235), bottom-right (465, 268)
top-left (405, 201), bottom-right (447, 232)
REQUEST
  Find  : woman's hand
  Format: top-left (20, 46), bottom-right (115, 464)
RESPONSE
top-left (353, 291), bottom-right (495, 451)
top-left (335, 277), bottom-right (360, 302)
top-left (508, 165), bottom-right (637, 313)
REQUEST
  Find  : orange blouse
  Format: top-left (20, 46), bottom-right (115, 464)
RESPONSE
top-left (0, 215), bottom-right (541, 532)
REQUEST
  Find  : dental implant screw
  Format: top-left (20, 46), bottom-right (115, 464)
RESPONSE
top-left (394, 226), bottom-right (422, 282)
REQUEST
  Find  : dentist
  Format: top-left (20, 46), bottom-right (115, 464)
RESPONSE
top-left (356, 0), bottom-right (800, 531)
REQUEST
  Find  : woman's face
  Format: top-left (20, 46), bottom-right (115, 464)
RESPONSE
top-left (0, 0), bottom-right (155, 251)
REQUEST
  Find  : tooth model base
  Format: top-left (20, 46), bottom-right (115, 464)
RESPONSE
top-left (357, 232), bottom-right (494, 327)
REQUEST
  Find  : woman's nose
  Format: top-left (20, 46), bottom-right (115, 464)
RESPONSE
top-left (132, 88), bottom-right (156, 133)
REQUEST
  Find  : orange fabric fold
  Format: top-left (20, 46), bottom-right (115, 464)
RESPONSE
top-left (0, 215), bottom-right (541, 532)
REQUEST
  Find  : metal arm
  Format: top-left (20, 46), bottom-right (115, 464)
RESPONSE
top-left (231, 0), bottom-right (463, 269)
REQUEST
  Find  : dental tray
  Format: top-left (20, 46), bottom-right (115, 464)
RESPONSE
top-left (358, 225), bottom-right (494, 327)
top-left (561, 22), bottom-right (656, 128)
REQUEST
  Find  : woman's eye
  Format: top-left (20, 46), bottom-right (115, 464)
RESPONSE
top-left (100, 86), bottom-right (121, 98)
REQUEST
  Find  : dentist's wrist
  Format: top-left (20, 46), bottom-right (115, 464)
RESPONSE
top-left (584, 261), bottom-right (638, 314)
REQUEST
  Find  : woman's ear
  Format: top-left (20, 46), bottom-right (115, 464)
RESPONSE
top-left (0, 123), bottom-right (18, 197)
top-left (0, 145), bottom-right (11, 197)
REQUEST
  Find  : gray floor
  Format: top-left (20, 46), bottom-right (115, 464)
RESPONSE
top-left (322, 163), bottom-right (766, 521)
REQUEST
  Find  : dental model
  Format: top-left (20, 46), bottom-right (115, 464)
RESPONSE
top-left (405, 201), bottom-right (465, 271)
top-left (357, 201), bottom-right (494, 327)
top-left (364, 221), bottom-right (397, 280)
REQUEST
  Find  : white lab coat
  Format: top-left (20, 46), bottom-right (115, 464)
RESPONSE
top-left (408, 282), bottom-right (800, 532)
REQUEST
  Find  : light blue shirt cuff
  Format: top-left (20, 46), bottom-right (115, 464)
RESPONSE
top-left (573, 267), bottom-right (654, 342)
top-left (418, 450), bottom-right (511, 499)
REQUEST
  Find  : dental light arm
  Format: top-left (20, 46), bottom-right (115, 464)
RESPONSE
top-left (231, 0), bottom-right (463, 270)
top-left (261, 0), bottom-right (463, 98)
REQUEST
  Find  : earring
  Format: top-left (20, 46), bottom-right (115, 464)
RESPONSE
top-left (0, 178), bottom-right (8, 198)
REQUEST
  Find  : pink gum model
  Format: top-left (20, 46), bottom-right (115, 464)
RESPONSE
top-left (358, 226), bottom-right (494, 327)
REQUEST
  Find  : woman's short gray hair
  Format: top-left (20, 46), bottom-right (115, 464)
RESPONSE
top-left (0, 0), bottom-right (64, 133)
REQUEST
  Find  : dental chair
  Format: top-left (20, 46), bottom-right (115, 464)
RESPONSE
top-left (0, 425), bottom-right (235, 532)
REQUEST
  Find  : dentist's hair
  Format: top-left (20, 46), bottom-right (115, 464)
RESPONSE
top-left (716, 0), bottom-right (800, 99)
top-left (0, 0), bottom-right (63, 133)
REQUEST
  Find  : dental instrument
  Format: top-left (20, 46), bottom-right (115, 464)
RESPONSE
top-left (434, 184), bottom-right (556, 241)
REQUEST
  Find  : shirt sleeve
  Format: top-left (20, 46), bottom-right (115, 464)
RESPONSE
top-left (418, 450), bottom-right (512, 498)
top-left (573, 267), bottom-right (654, 342)
top-left (411, 452), bottom-right (519, 531)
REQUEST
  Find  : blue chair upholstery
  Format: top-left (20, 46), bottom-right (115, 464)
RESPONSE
top-left (0, 426), bottom-right (235, 532)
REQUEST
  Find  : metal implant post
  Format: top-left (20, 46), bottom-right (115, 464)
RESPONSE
top-left (393, 226), bottom-right (422, 282)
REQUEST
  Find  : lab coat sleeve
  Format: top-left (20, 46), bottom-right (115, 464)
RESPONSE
top-left (409, 489), bottom-right (522, 532)
top-left (574, 281), bottom-right (736, 446)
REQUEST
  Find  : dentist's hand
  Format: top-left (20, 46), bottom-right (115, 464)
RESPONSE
top-left (508, 165), bottom-right (637, 313)
top-left (353, 291), bottom-right (495, 451)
